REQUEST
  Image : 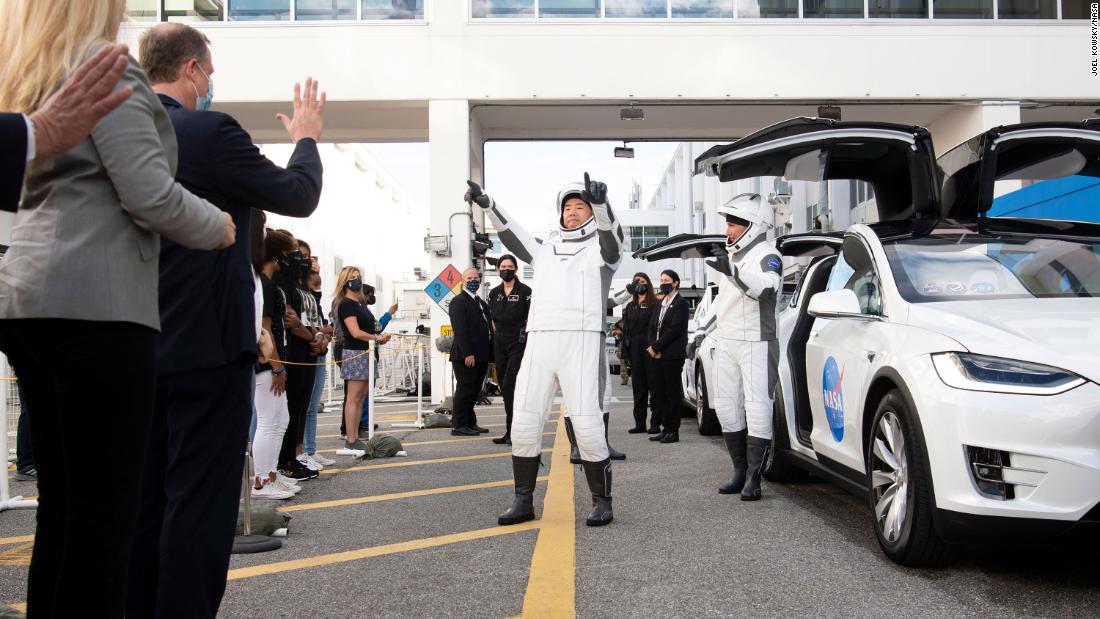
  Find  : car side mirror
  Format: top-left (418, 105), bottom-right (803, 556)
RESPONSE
top-left (807, 289), bottom-right (878, 320)
top-left (687, 319), bottom-right (699, 333)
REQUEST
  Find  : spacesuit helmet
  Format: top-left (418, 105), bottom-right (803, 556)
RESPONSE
top-left (556, 182), bottom-right (597, 241)
top-left (717, 192), bottom-right (773, 254)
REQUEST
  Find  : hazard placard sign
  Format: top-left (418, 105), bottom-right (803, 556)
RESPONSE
top-left (424, 264), bottom-right (463, 313)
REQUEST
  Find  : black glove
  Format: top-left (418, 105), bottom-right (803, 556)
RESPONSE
top-left (464, 180), bottom-right (492, 209)
top-left (705, 245), bottom-right (734, 276)
top-left (581, 172), bottom-right (607, 205)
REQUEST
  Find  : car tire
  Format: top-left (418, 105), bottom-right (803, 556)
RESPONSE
top-left (763, 384), bottom-right (808, 483)
top-left (867, 389), bottom-right (957, 566)
top-left (694, 367), bottom-right (722, 436)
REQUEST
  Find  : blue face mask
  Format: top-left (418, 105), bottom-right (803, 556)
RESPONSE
top-left (465, 280), bottom-right (481, 293)
top-left (346, 278), bottom-right (362, 292)
top-left (192, 63), bottom-right (213, 111)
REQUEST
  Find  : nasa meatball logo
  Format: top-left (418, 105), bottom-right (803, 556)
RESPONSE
top-left (822, 356), bottom-right (845, 442)
top-left (767, 256), bottom-right (782, 270)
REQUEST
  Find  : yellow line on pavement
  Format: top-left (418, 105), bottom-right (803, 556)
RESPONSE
top-left (316, 418), bottom-right (557, 440)
top-left (279, 477), bottom-right (550, 513)
top-left (0, 534), bottom-right (34, 547)
top-left (226, 521), bottom-right (540, 581)
top-left (319, 449), bottom-right (552, 475)
top-left (317, 412), bottom-right (508, 427)
top-left (521, 415), bottom-right (576, 618)
top-left (9, 603), bottom-right (26, 613)
top-left (315, 431), bottom-right (554, 454)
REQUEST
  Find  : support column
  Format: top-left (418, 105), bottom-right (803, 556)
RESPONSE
top-left (926, 102), bottom-right (1022, 156)
top-left (428, 99), bottom-right (472, 404)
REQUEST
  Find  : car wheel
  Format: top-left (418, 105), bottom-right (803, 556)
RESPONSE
top-left (867, 389), bottom-right (957, 566)
top-left (694, 367), bottom-right (721, 436)
top-left (763, 384), bottom-right (808, 483)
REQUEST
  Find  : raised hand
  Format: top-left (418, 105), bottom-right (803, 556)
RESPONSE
top-left (581, 172), bottom-right (607, 205)
top-left (464, 180), bottom-right (492, 209)
top-left (705, 245), bottom-right (733, 276)
top-left (276, 77), bottom-right (326, 144)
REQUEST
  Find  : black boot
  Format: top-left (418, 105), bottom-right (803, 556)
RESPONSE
top-left (498, 455), bottom-right (540, 525)
top-left (741, 436), bottom-right (771, 502)
top-left (492, 433), bottom-right (511, 445)
top-left (604, 413), bottom-right (626, 460)
top-left (494, 409), bottom-right (513, 444)
top-left (564, 417), bottom-right (581, 464)
top-left (719, 430), bottom-right (747, 495)
top-left (581, 458), bottom-right (614, 527)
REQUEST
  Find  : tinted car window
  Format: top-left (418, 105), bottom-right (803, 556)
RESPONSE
top-left (826, 237), bottom-right (883, 314)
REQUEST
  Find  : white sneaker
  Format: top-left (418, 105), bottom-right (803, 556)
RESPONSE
top-left (304, 453), bottom-right (327, 470)
top-left (271, 477), bottom-right (301, 494)
top-left (297, 453), bottom-right (322, 471)
top-left (274, 472), bottom-right (300, 488)
top-left (335, 447), bottom-right (366, 458)
top-left (311, 453), bottom-right (336, 466)
top-left (251, 484), bottom-right (293, 500)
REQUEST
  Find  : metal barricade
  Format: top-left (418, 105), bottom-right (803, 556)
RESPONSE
top-left (374, 334), bottom-right (430, 398)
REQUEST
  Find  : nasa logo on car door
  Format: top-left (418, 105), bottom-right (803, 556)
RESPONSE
top-left (822, 356), bottom-right (845, 442)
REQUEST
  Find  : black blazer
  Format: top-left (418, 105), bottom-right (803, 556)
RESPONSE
top-left (649, 294), bottom-right (690, 361)
top-left (448, 291), bottom-right (493, 364)
top-left (155, 95), bottom-right (322, 376)
top-left (1, 113), bottom-right (27, 213)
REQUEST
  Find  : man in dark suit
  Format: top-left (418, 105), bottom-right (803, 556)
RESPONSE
top-left (449, 267), bottom-right (493, 436)
top-left (647, 269), bottom-right (690, 444)
top-left (127, 24), bottom-right (324, 619)
top-left (2, 44), bottom-right (132, 212)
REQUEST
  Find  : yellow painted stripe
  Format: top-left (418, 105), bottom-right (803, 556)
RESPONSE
top-left (521, 414), bottom-right (576, 618)
top-left (0, 534), bottom-right (34, 546)
top-left (314, 431), bottom-right (555, 454)
top-left (319, 449), bottom-right (551, 475)
top-left (316, 412), bottom-right (508, 427)
top-left (279, 477), bottom-right (550, 513)
top-left (316, 418), bottom-right (557, 440)
top-left (10, 603), bottom-right (26, 613)
top-left (226, 521), bottom-right (540, 581)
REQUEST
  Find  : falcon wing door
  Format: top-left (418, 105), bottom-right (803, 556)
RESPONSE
top-left (632, 233), bottom-right (728, 261)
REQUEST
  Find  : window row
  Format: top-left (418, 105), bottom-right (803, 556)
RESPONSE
top-left (472, 0), bottom-right (1090, 19)
top-left (126, 0), bottom-right (424, 22)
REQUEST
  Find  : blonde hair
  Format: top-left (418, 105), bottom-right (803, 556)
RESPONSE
top-left (332, 266), bottom-right (362, 302)
top-left (0, 0), bottom-right (127, 113)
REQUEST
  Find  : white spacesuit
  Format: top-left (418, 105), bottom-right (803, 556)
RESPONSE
top-left (705, 192), bottom-right (783, 501)
top-left (464, 176), bottom-right (623, 527)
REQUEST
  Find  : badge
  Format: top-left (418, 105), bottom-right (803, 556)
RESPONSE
top-left (922, 283), bottom-right (942, 295)
top-left (508, 294), bottom-right (519, 302)
top-left (946, 282), bottom-right (967, 293)
top-left (970, 282), bottom-right (994, 294)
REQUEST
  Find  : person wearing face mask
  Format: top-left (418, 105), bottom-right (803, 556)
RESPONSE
top-left (336, 268), bottom-right (392, 453)
top-left (466, 172), bottom-right (623, 528)
top-left (622, 273), bottom-right (662, 434)
top-left (705, 193), bottom-right (783, 501)
top-left (301, 268), bottom-right (336, 470)
top-left (448, 267), bottom-right (494, 436)
top-left (647, 270), bottom-right (690, 444)
top-left (487, 255), bottom-right (531, 445)
top-left (129, 23), bottom-right (325, 619)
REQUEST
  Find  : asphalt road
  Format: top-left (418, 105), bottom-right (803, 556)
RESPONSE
top-left (2, 382), bottom-right (1098, 618)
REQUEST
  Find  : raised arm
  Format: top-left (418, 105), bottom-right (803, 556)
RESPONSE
top-left (465, 180), bottom-right (540, 265)
top-left (581, 172), bottom-right (624, 268)
top-left (707, 247), bottom-right (782, 300)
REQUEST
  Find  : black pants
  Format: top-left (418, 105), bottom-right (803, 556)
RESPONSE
top-left (15, 381), bottom-right (33, 470)
top-left (0, 319), bottom-right (155, 618)
top-left (279, 356), bottom-right (316, 467)
top-left (127, 357), bottom-right (253, 619)
top-left (652, 358), bottom-right (686, 433)
top-left (627, 343), bottom-right (660, 430)
top-left (451, 360), bottom-right (487, 430)
top-left (493, 336), bottom-right (525, 434)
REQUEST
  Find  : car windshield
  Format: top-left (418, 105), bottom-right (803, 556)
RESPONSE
top-left (883, 234), bottom-right (1100, 302)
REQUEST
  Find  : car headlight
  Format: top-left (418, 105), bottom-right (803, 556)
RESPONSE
top-left (931, 352), bottom-right (1086, 396)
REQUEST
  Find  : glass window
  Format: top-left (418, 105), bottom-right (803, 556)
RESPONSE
top-left (737, 0), bottom-right (798, 15)
top-left (127, 0), bottom-right (158, 20)
top-left (803, 0), bottom-right (865, 17)
top-left (296, 0), bottom-right (357, 19)
top-left (673, 0), bottom-right (734, 16)
top-left (826, 237), bottom-right (883, 314)
top-left (606, 0), bottom-right (667, 17)
top-left (989, 139), bottom-right (1100, 222)
top-left (1062, 0), bottom-right (1090, 18)
top-left (163, 0), bottom-right (224, 20)
top-left (626, 226), bottom-right (670, 252)
top-left (228, 0), bottom-right (290, 20)
top-left (540, 0), bottom-right (602, 17)
top-left (471, 0), bottom-right (536, 17)
top-left (870, 0), bottom-right (928, 17)
top-left (933, 0), bottom-right (992, 17)
top-left (362, 0), bottom-right (423, 19)
top-left (998, 0), bottom-right (1056, 17)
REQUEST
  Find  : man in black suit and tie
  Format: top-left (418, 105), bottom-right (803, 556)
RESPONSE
top-left (449, 267), bottom-right (493, 436)
top-left (647, 269), bottom-right (690, 444)
top-left (127, 24), bottom-right (324, 619)
top-left (2, 44), bottom-right (132, 212)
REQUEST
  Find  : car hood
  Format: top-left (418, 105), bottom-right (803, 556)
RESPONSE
top-left (906, 298), bottom-right (1100, 384)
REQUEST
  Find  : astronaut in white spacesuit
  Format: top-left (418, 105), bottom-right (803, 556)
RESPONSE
top-left (464, 174), bottom-right (623, 527)
top-left (705, 192), bottom-right (783, 501)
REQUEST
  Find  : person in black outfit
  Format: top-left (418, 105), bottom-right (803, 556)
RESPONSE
top-left (336, 274), bottom-right (392, 451)
top-left (647, 269), bottom-right (690, 444)
top-left (449, 267), bottom-right (493, 436)
top-left (488, 254), bottom-right (531, 445)
top-left (622, 272), bottom-right (662, 434)
top-left (128, 24), bottom-right (323, 619)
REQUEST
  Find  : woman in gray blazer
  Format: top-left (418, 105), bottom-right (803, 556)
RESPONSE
top-left (0, 1), bottom-right (233, 615)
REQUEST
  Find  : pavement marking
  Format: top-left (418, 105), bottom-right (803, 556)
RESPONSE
top-left (278, 477), bottom-right (550, 513)
top-left (521, 419), bottom-right (576, 619)
top-left (0, 542), bottom-right (33, 566)
top-left (226, 521), bottom-right (541, 581)
top-left (0, 534), bottom-right (34, 547)
top-left (314, 431), bottom-right (555, 454)
top-left (316, 419), bottom-right (557, 440)
top-left (319, 449), bottom-right (552, 475)
top-left (316, 412), bottom-right (508, 427)
top-left (9, 604), bottom-right (26, 613)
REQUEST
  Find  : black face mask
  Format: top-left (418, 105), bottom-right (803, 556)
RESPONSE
top-left (659, 283), bottom-right (674, 295)
top-left (633, 282), bottom-right (648, 294)
top-left (276, 254), bottom-right (292, 271)
top-left (346, 278), bottom-right (363, 292)
top-left (310, 289), bottom-right (322, 304)
top-left (499, 269), bottom-right (516, 282)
